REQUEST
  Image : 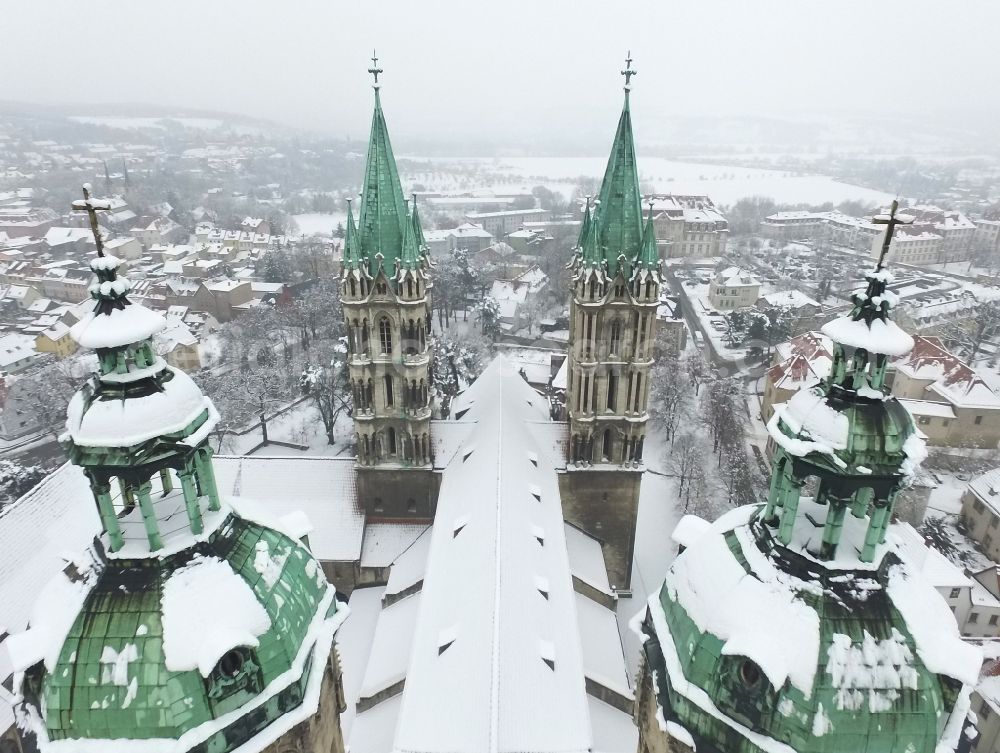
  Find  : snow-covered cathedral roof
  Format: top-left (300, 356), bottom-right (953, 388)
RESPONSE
top-left (349, 356), bottom-right (632, 753)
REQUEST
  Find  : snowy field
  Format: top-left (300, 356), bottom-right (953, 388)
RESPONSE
top-left (401, 155), bottom-right (894, 206)
top-left (291, 212), bottom-right (347, 237)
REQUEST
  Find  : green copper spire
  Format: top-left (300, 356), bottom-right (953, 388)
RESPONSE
top-left (583, 54), bottom-right (644, 273)
top-left (343, 197), bottom-right (361, 270)
top-left (636, 200), bottom-right (658, 268)
top-left (357, 80), bottom-right (408, 277)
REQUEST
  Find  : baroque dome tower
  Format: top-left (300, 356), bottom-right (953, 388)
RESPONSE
top-left (634, 202), bottom-right (982, 753)
top-left (7, 186), bottom-right (348, 753)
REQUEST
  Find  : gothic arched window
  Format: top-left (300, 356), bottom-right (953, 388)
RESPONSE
top-left (609, 319), bottom-right (623, 356)
top-left (601, 430), bottom-right (612, 461)
top-left (384, 374), bottom-right (394, 407)
top-left (388, 427), bottom-right (397, 455)
top-left (378, 318), bottom-right (393, 354)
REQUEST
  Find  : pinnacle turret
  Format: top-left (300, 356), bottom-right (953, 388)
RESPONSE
top-left (636, 201), bottom-right (659, 269)
top-left (343, 197), bottom-right (361, 270)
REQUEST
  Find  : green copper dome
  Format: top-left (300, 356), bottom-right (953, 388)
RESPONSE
top-left (10, 187), bottom-right (347, 753)
top-left (641, 227), bottom-right (979, 753)
top-left (639, 506), bottom-right (980, 753)
top-left (17, 511), bottom-right (339, 753)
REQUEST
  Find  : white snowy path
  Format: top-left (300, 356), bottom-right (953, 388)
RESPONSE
top-left (617, 472), bottom-right (682, 682)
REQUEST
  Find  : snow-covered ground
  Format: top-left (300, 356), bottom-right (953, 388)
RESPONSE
top-left (401, 155), bottom-right (895, 206)
top-left (291, 212), bottom-right (347, 237)
top-left (215, 400), bottom-right (353, 457)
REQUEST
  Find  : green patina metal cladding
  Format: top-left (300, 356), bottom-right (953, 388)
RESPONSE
top-left (590, 90), bottom-right (644, 273)
top-left (29, 515), bottom-right (331, 747)
top-left (645, 520), bottom-right (955, 753)
top-left (357, 89), bottom-right (409, 277)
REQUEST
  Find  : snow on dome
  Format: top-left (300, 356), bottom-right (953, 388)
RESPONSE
top-left (90, 254), bottom-right (123, 273)
top-left (780, 389), bottom-right (849, 452)
top-left (161, 555), bottom-right (272, 677)
top-left (66, 366), bottom-right (216, 448)
top-left (885, 564), bottom-right (980, 686)
top-left (821, 315), bottom-right (914, 358)
top-left (664, 506), bottom-right (821, 696)
top-left (6, 551), bottom-right (100, 673)
top-left (70, 302), bottom-right (166, 350)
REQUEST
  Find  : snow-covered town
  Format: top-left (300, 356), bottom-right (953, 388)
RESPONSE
top-left (1, 3), bottom-right (1000, 753)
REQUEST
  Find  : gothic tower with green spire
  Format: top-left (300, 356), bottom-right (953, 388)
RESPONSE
top-left (8, 186), bottom-right (350, 753)
top-left (559, 55), bottom-right (663, 590)
top-left (634, 204), bottom-right (980, 753)
top-left (341, 58), bottom-right (437, 519)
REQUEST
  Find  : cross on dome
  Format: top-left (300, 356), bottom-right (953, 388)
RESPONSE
top-left (368, 50), bottom-right (384, 88)
top-left (871, 198), bottom-right (913, 271)
top-left (621, 50), bottom-right (637, 90)
top-left (72, 183), bottom-right (110, 257)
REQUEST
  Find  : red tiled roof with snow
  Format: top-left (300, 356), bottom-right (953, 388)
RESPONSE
top-left (899, 336), bottom-right (1000, 409)
top-left (768, 331), bottom-right (834, 390)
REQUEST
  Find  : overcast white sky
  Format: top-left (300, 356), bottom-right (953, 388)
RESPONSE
top-left (2, 0), bottom-right (996, 145)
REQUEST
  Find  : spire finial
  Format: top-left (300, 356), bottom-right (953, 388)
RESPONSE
top-left (621, 50), bottom-right (637, 91)
top-left (368, 50), bottom-right (384, 89)
top-left (72, 183), bottom-right (106, 257)
top-left (871, 198), bottom-right (911, 271)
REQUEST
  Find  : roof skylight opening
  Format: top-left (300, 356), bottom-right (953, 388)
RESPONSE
top-left (535, 575), bottom-right (550, 600)
top-left (529, 484), bottom-right (542, 502)
top-left (438, 624), bottom-right (459, 655)
top-left (452, 514), bottom-right (470, 538)
top-left (532, 524), bottom-right (545, 546)
top-left (539, 639), bottom-right (555, 671)
top-left (462, 447), bottom-right (475, 463)
top-left (527, 451), bottom-right (538, 468)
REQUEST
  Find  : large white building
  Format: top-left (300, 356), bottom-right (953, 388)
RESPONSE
top-left (649, 194), bottom-right (728, 259)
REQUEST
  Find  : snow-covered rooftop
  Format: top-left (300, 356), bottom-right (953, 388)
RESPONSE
top-left (349, 357), bottom-right (629, 753)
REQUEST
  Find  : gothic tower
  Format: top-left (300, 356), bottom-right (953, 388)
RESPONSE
top-left (560, 56), bottom-right (662, 590)
top-left (342, 61), bottom-right (437, 519)
top-left (634, 205), bottom-right (980, 753)
top-left (9, 187), bottom-right (348, 753)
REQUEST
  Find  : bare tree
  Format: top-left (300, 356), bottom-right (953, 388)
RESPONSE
top-left (649, 351), bottom-right (693, 444)
top-left (940, 299), bottom-right (1000, 361)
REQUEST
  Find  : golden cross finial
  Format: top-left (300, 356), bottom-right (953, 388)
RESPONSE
top-left (368, 50), bottom-right (383, 88)
top-left (871, 199), bottom-right (912, 271)
top-left (621, 51), bottom-right (637, 90)
top-left (71, 183), bottom-right (108, 257)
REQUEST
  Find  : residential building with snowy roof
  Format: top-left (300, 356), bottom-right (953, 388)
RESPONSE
top-left (974, 219), bottom-right (1000, 257)
top-left (707, 266), bottom-right (761, 310)
top-left (973, 662), bottom-right (1000, 753)
top-left (961, 470), bottom-right (1000, 565)
top-left (649, 194), bottom-right (729, 259)
top-left (464, 207), bottom-right (551, 236)
top-left (869, 224), bottom-right (944, 266)
top-left (891, 335), bottom-right (1000, 449)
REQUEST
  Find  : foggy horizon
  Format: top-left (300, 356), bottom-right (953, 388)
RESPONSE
top-left (3, 0), bottom-right (999, 152)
